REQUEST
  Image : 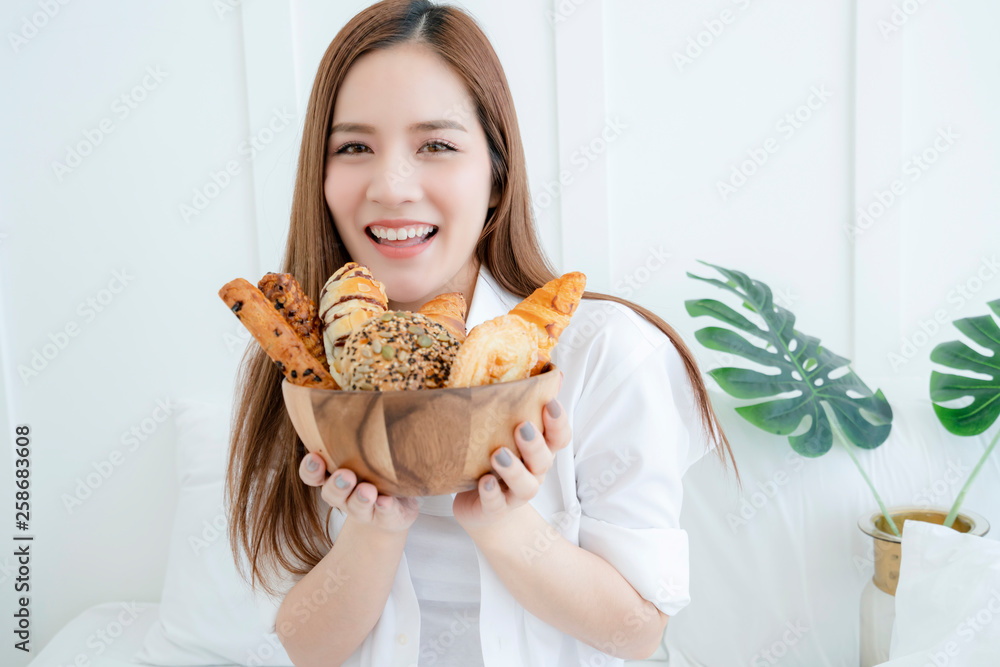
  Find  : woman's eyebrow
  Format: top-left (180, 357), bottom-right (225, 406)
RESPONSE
top-left (330, 120), bottom-right (467, 134)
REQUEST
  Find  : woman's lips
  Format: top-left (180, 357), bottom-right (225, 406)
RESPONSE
top-left (366, 227), bottom-right (438, 258)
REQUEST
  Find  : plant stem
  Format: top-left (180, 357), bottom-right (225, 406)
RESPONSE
top-left (944, 427), bottom-right (1000, 529)
top-left (836, 427), bottom-right (901, 537)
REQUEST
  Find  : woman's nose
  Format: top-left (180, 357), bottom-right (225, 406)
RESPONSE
top-left (366, 152), bottom-right (422, 207)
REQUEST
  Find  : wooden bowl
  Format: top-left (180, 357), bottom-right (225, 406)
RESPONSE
top-left (281, 364), bottom-right (561, 497)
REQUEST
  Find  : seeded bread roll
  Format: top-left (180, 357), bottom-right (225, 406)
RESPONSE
top-left (341, 311), bottom-right (460, 391)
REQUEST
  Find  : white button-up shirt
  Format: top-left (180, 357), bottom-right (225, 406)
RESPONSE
top-left (257, 264), bottom-right (708, 666)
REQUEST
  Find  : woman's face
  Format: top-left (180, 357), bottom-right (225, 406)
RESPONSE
top-left (325, 42), bottom-right (499, 309)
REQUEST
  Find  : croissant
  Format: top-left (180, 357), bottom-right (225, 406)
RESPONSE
top-left (417, 292), bottom-right (468, 342)
top-left (446, 314), bottom-right (538, 388)
top-left (508, 272), bottom-right (586, 374)
top-left (319, 262), bottom-right (388, 387)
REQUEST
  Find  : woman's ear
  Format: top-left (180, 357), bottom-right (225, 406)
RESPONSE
top-left (488, 184), bottom-right (501, 208)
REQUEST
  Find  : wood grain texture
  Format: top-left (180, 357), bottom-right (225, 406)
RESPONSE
top-left (282, 364), bottom-right (561, 496)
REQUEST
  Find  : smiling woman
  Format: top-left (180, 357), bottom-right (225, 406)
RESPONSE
top-left (324, 41), bottom-right (500, 311)
top-left (225, 2), bottom-right (737, 666)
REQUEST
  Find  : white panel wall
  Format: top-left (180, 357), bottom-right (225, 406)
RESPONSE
top-left (892, 1), bottom-right (1000, 384)
top-left (1, 0), bottom-right (998, 663)
top-left (1, 0), bottom-right (260, 659)
top-left (605, 0), bottom-right (855, 370)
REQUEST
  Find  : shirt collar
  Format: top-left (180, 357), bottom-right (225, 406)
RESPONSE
top-left (465, 263), bottom-right (521, 330)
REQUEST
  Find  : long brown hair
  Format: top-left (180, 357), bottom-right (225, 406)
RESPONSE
top-left (227, 0), bottom-right (737, 596)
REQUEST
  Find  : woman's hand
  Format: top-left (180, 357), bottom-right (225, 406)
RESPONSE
top-left (453, 374), bottom-right (571, 534)
top-left (299, 454), bottom-right (419, 534)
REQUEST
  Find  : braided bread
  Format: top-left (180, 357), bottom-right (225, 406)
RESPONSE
top-left (257, 272), bottom-right (327, 368)
top-left (319, 262), bottom-right (388, 387)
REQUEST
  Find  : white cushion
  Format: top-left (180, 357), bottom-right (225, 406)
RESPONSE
top-left (27, 602), bottom-right (160, 667)
top-left (134, 399), bottom-right (293, 666)
top-left (885, 521), bottom-right (1000, 663)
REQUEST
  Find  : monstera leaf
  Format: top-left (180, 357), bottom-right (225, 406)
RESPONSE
top-left (685, 261), bottom-right (893, 457)
top-left (930, 299), bottom-right (1000, 436)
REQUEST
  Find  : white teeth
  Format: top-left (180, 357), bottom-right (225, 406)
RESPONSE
top-left (369, 225), bottom-right (435, 241)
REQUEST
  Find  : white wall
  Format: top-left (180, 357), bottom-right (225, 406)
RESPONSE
top-left (1, 0), bottom-right (262, 658)
top-left (1, 0), bottom-right (998, 662)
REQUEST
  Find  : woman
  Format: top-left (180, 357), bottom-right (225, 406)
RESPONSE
top-left (226, 1), bottom-right (736, 665)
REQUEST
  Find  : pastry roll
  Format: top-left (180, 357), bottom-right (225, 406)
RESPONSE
top-left (319, 262), bottom-right (388, 387)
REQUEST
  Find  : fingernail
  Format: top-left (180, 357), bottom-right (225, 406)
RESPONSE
top-left (485, 477), bottom-right (496, 491)
top-left (546, 399), bottom-right (561, 418)
top-left (519, 422), bottom-right (536, 440)
top-left (306, 457), bottom-right (318, 472)
top-left (334, 474), bottom-right (348, 489)
top-left (495, 447), bottom-right (512, 467)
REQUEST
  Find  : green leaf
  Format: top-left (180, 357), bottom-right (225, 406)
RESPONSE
top-left (929, 299), bottom-right (1000, 436)
top-left (684, 299), bottom-right (767, 339)
top-left (687, 261), bottom-right (893, 456)
top-left (709, 368), bottom-right (799, 399)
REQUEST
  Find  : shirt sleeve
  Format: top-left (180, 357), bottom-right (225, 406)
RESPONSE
top-left (572, 313), bottom-right (705, 617)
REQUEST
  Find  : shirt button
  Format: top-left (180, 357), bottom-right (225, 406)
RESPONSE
top-left (397, 633), bottom-right (408, 645)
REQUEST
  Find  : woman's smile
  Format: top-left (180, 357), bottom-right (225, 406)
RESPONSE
top-left (365, 219), bottom-right (440, 258)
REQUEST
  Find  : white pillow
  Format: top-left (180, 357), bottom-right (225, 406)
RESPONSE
top-left (664, 383), bottom-right (1000, 666)
top-left (134, 399), bottom-right (294, 666)
top-left (884, 520), bottom-right (1000, 664)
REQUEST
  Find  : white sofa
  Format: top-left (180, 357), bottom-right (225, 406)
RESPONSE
top-left (26, 380), bottom-right (1000, 667)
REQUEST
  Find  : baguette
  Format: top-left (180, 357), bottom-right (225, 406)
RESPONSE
top-left (219, 278), bottom-right (338, 389)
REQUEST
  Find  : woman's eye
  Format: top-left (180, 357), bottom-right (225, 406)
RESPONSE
top-left (333, 140), bottom-right (456, 155)
top-left (422, 140), bottom-right (457, 153)
top-left (335, 142), bottom-right (370, 155)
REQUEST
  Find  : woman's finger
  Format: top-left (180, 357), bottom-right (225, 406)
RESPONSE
top-left (477, 474), bottom-right (507, 516)
top-left (491, 446), bottom-right (539, 500)
top-left (344, 481), bottom-right (378, 522)
top-left (299, 453), bottom-right (327, 486)
top-left (512, 420), bottom-right (552, 477)
top-left (541, 398), bottom-right (571, 453)
top-left (320, 468), bottom-right (356, 509)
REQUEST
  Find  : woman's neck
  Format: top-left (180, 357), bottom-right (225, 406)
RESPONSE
top-left (387, 260), bottom-right (480, 313)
